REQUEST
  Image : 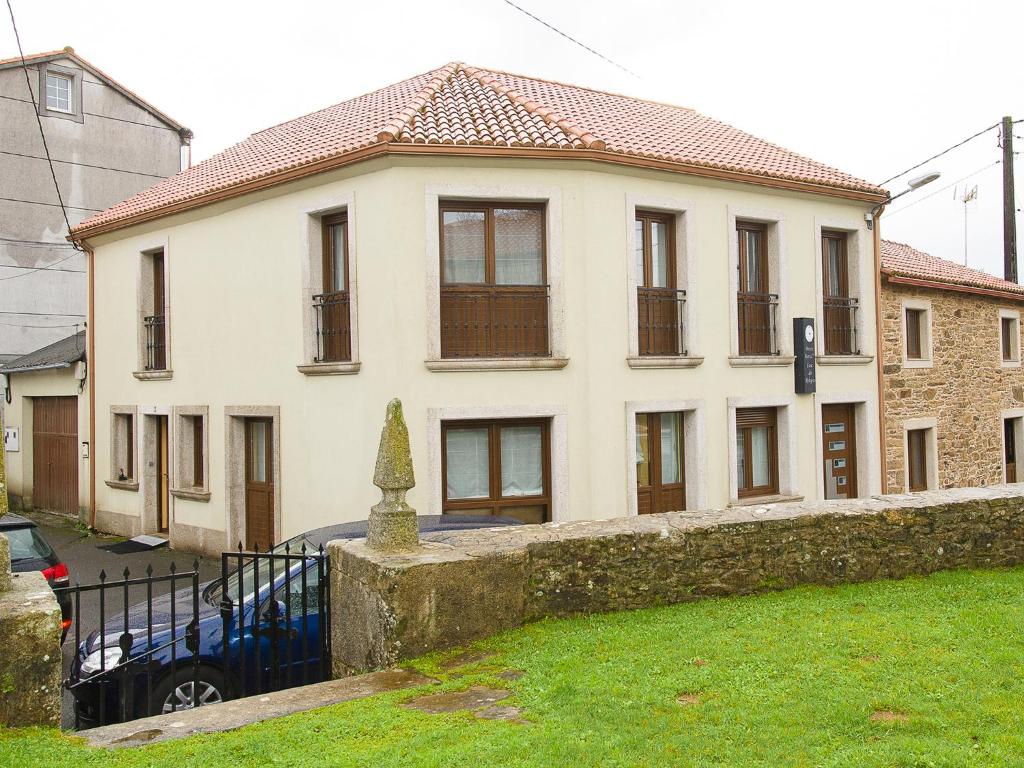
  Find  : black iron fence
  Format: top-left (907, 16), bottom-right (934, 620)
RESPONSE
top-left (823, 296), bottom-right (860, 355)
top-left (313, 291), bottom-right (351, 363)
top-left (638, 287), bottom-right (687, 357)
top-left (737, 291), bottom-right (780, 356)
top-left (143, 314), bottom-right (166, 370)
top-left (58, 545), bottom-right (331, 730)
top-left (58, 562), bottom-right (203, 729)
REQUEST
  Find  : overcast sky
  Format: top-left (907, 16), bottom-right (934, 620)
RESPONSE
top-left (6, 0), bottom-right (1023, 277)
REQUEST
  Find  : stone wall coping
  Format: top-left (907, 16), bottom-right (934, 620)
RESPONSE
top-left (332, 487), bottom-right (1021, 563)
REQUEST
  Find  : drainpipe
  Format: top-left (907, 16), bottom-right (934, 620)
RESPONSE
top-left (870, 204), bottom-right (888, 494)
top-left (83, 239), bottom-right (97, 528)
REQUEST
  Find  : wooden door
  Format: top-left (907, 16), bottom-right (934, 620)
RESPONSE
top-left (32, 397), bottom-right (78, 514)
top-left (1005, 418), bottom-right (1018, 482)
top-left (245, 418), bottom-right (275, 550)
top-left (157, 416), bottom-right (170, 532)
top-left (822, 404), bottom-right (858, 499)
top-left (635, 412), bottom-right (686, 514)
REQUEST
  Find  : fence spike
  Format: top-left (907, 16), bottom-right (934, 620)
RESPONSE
top-left (193, 558), bottom-right (200, 571)
top-left (123, 566), bottom-right (131, 580)
top-left (301, 542), bottom-right (307, 555)
top-left (285, 542), bottom-right (291, 555)
top-left (99, 569), bottom-right (107, 581)
top-left (169, 561), bottom-right (177, 574)
top-left (146, 564), bottom-right (153, 577)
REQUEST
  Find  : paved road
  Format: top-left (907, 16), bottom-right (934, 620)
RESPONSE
top-left (20, 510), bottom-right (220, 729)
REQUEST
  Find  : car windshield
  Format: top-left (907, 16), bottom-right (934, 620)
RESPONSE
top-left (211, 536), bottom-right (320, 606)
top-left (4, 526), bottom-right (54, 562)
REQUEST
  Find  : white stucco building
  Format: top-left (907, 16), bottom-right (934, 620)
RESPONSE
top-left (69, 62), bottom-right (888, 555)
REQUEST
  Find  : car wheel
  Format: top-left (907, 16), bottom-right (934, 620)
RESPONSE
top-left (149, 667), bottom-right (226, 715)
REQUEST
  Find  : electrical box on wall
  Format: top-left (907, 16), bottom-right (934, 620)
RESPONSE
top-left (4, 426), bottom-right (19, 452)
top-left (794, 317), bottom-right (816, 394)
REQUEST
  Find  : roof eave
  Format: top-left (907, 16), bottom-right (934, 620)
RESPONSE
top-left (0, 361), bottom-right (73, 375)
top-left (882, 270), bottom-right (1024, 303)
top-left (70, 143), bottom-right (886, 242)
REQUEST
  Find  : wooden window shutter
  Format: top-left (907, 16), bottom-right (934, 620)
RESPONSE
top-left (736, 407), bottom-right (776, 428)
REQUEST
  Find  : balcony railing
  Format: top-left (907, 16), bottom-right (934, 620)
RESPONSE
top-left (823, 296), bottom-right (860, 355)
top-left (440, 285), bottom-right (550, 359)
top-left (143, 314), bottom-right (166, 370)
top-left (313, 291), bottom-right (352, 363)
top-left (638, 287), bottom-right (687, 356)
top-left (737, 291), bottom-right (779, 356)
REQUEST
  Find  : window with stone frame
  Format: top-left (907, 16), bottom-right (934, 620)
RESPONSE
top-left (1001, 315), bottom-right (1020, 363)
top-left (173, 408), bottom-right (209, 494)
top-left (109, 410), bottom-right (137, 484)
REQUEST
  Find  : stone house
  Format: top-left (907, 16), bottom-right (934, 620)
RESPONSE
top-left (0, 47), bottom-right (190, 363)
top-left (880, 240), bottom-right (1024, 492)
top-left (69, 62), bottom-right (887, 555)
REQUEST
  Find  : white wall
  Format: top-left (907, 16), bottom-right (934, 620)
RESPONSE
top-left (86, 156), bottom-right (881, 549)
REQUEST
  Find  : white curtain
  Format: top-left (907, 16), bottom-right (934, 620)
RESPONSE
top-left (500, 426), bottom-right (543, 497)
top-left (635, 220), bottom-right (645, 285)
top-left (495, 209), bottom-right (543, 285)
top-left (442, 211), bottom-right (486, 283)
top-left (445, 428), bottom-right (489, 499)
top-left (635, 414), bottom-right (650, 486)
top-left (736, 431), bottom-right (747, 490)
top-left (751, 426), bottom-right (770, 487)
top-left (651, 220), bottom-right (668, 288)
top-left (659, 412), bottom-right (682, 484)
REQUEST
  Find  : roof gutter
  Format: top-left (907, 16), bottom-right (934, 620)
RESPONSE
top-left (881, 271), bottom-right (1024, 303)
top-left (83, 239), bottom-right (97, 530)
top-left (872, 204), bottom-right (888, 494)
top-left (0, 362), bottom-right (73, 374)
top-left (68, 143), bottom-right (888, 243)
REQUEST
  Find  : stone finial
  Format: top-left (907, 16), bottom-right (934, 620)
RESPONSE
top-left (366, 399), bottom-right (419, 551)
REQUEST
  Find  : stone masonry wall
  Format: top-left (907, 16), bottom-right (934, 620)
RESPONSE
top-left (881, 282), bottom-right (1024, 492)
top-left (331, 487), bottom-right (1024, 674)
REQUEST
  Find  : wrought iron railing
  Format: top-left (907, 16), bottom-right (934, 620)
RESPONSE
top-left (143, 314), bottom-right (166, 370)
top-left (440, 284), bottom-right (550, 358)
top-left (638, 287), bottom-right (687, 356)
top-left (313, 291), bottom-right (351, 363)
top-left (823, 296), bottom-right (860, 355)
top-left (737, 291), bottom-right (779, 356)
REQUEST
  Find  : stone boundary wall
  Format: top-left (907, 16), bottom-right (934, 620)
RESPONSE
top-left (330, 487), bottom-right (1024, 675)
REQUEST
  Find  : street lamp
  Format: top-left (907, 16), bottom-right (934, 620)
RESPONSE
top-left (868, 171), bottom-right (941, 229)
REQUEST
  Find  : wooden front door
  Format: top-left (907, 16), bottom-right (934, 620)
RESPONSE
top-left (32, 396), bottom-right (78, 514)
top-left (245, 418), bottom-right (275, 550)
top-left (635, 412), bottom-right (686, 514)
top-left (822, 404), bottom-right (858, 499)
top-left (1005, 418), bottom-right (1018, 482)
top-left (157, 416), bottom-right (170, 532)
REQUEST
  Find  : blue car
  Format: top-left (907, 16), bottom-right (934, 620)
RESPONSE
top-left (68, 515), bottom-right (521, 727)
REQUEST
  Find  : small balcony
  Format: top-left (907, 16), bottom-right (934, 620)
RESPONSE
top-left (737, 291), bottom-right (779, 356)
top-left (822, 296), bottom-right (860, 355)
top-left (313, 291), bottom-right (352, 363)
top-left (143, 314), bottom-right (166, 370)
top-left (440, 285), bottom-right (550, 359)
top-left (638, 287), bottom-right (687, 357)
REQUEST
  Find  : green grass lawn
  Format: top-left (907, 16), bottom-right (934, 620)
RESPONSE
top-left (4, 567), bottom-right (1024, 767)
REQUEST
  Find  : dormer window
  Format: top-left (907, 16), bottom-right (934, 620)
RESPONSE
top-left (45, 72), bottom-right (72, 112)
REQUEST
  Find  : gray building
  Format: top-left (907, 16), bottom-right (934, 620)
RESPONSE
top-left (0, 47), bottom-right (190, 362)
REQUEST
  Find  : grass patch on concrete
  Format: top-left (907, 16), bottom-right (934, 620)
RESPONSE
top-left (4, 566), bottom-right (1024, 766)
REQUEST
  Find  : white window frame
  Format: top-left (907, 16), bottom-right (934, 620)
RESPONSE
top-left (624, 194), bottom-right (701, 368)
top-left (426, 404), bottom-right (568, 521)
top-left (902, 416), bottom-right (939, 492)
top-left (297, 191), bottom-right (360, 375)
top-left (999, 308), bottom-right (1021, 368)
top-left (726, 395), bottom-right (799, 503)
top-left (1001, 408), bottom-right (1024, 483)
top-left (901, 297), bottom-right (933, 369)
top-left (727, 206), bottom-right (793, 366)
top-left (624, 399), bottom-right (707, 515)
top-left (45, 72), bottom-right (72, 113)
top-left (424, 183), bottom-right (567, 370)
top-left (813, 217), bottom-right (873, 364)
top-left (812, 392), bottom-right (882, 500)
top-left (133, 237), bottom-right (172, 380)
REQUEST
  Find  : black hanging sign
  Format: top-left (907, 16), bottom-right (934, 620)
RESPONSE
top-left (794, 317), bottom-right (816, 394)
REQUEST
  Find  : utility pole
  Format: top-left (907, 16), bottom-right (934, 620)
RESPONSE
top-left (1003, 115), bottom-right (1017, 282)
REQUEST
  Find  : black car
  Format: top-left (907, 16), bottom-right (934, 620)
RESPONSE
top-left (1, 513), bottom-right (72, 638)
top-left (69, 514), bottom-right (521, 727)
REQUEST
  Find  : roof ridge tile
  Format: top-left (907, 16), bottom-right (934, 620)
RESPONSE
top-left (376, 62), bottom-right (461, 143)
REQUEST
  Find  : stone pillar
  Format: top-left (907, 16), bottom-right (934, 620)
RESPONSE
top-left (365, 399), bottom-right (419, 551)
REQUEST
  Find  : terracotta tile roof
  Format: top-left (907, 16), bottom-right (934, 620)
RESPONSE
top-left (0, 47), bottom-right (188, 133)
top-left (73, 62), bottom-right (883, 237)
top-left (881, 240), bottom-right (1024, 299)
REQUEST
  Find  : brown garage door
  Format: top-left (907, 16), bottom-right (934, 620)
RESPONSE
top-left (32, 396), bottom-right (78, 514)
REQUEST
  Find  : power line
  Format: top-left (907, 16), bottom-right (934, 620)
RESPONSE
top-left (885, 161), bottom-right (1002, 218)
top-left (0, 252), bottom-right (80, 281)
top-left (0, 149), bottom-right (168, 179)
top-left (499, 0), bottom-right (641, 79)
top-left (0, 310), bottom-right (85, 317)
top-left (878, 122), bottom-right (999, 186)
top-left (0, 320), bottom-right (82, 329)
top-left (0, 93), bottom-right (182, 134)
top-left (0, 236), bottom-right (76, 247)
top-left (0, 196), bottom-right (101, 212)
top-left (4, 0), bottom-right (83, 252)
